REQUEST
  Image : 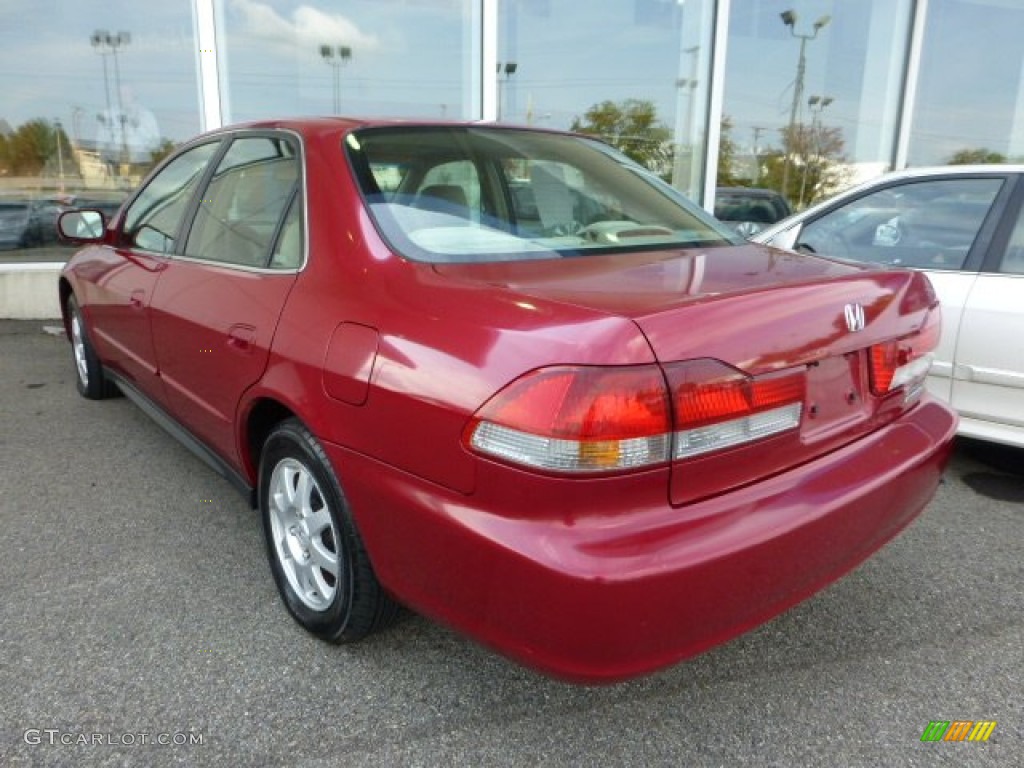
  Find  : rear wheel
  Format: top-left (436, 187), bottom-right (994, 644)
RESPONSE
top-left (67, 295), bottom-right (118, 400)
top-left (259, 418), bottom-right (399, 642)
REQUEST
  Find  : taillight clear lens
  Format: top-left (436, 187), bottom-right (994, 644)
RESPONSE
top-left (666, 360), bottom-right (804, 460)
top-left (869, 309), bottom-right (940, 398)
top-left (465, 366), bottom-right (672, 473)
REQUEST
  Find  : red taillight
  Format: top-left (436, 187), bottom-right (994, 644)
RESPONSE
top-left (665, 360), bottom-right (805, 459)
top-left (466, 361), bottom-right (807, 473)
top-left (671, 359), bottom-right (804, 429)
top-left (869, 309), bottom-right (940, 397)
top-left (465, 366), bottom-right (672, 473)
top-left (869, 342), bottom-right (903, 394)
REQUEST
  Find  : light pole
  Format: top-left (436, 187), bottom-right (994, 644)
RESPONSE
top-left (496, 61), bottom-right (517, 122)
top-left (798, 95), bottom-right (833, 207)
top-left (319, 45), bottom-right (352, 114)
top-left (91, 30), bottom-right (130, 170)
top-left (780, 10), bottom-right (829, 204)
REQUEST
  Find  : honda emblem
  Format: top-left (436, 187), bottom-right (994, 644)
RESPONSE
top-left (844, 303), bottom-right (866, 333)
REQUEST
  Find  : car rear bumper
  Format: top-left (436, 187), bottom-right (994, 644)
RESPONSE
top-left (328, 396), bottom-right (956, 683)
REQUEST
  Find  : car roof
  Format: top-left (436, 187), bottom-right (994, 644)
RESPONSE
top-left (868, 164), bottom-right (1024, 179)
top-left (208, 117), bottom-right (578, 137)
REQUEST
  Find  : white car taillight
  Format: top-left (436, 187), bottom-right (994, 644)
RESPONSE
top-left (869, 309), bottom-right (940, 402)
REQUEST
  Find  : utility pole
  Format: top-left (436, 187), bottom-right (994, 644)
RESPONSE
top-left (779, 11), bottom-right (830, 204)
top-left (751, 125), bottom-right (765, 183)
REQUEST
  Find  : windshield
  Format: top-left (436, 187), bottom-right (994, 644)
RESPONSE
top-left (345, 126), bottom-right (737, 263)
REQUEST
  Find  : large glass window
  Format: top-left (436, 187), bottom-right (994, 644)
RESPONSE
top-left (0, 0), bottom-right (201, 262)
top-left (721, 0), bottom-right (913, 210)
top-left (221, 0), bottom-right (478, 122)
top-left (910, 0), bottom-right (1024, 166)
top-left (496, 0), bottom-right (717, 203)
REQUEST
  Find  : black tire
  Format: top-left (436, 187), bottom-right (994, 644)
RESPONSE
top-left (67, 295), bottom-right (118, 400)
top-left (259, 418), bottom-right (399, 642)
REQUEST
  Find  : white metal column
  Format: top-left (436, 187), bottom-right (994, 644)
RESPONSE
top-left (892, 0), bottom-right (929, 169)
top-left (193, 0), bottom-right (224, 131)
top-left (480, 0), bottom-right (499, 121)
top-left (701, 0), bottom-right (730, 212)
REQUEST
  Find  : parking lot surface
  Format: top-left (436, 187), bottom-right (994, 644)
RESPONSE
top-left (1, 319), bottom-right (1021, 767)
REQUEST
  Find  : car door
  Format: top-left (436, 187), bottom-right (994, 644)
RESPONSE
top-left (149, 133), bottom-right (303, 465)
top-left (950, 178), bottom-right (1024, 443)
top-left (86, 141), bottom-right (221, 400)
top-left (783, 174), bottom-right (1012, 404)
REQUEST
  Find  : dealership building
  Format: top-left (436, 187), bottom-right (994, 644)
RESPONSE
top-left (1, 0), bottom-right (1022, 313)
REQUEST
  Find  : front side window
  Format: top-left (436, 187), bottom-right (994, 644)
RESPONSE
top-left (122, 141), bottom-right (220, 254)
top-left (184, 135), bottom-right (300, 268)
top-left (346, 127), bottom-right (734, 264)
top-left (795, 178), bottom-right (1005, 270)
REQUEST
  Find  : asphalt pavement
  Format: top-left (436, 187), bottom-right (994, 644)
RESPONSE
top-left (0, 319), bottom-right (1021, 767)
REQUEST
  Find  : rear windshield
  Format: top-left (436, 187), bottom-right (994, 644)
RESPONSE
top-left (345, 126), bottom-right (737, 263)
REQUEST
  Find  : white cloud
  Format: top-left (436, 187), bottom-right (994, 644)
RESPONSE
top-left (230, 0), bottom-right (379, 53)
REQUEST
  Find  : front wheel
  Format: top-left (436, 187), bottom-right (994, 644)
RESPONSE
top-left (259, 419), bottom-right (399, 642)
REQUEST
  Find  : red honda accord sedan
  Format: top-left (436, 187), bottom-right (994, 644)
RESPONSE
top-left (57, 119), bottom-right (956, 683)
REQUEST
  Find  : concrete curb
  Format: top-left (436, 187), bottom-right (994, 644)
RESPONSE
top-left (0, 263), bottom-right (63, 319)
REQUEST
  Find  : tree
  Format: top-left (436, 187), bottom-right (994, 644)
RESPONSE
top-left (571, 99), bottom-right (672, 175)
top-left (717, 115), bottom-right (743, 186)
top-left (947, 148), bottom-right (1007, 165)
top-left (149, 139), bottom-right (178, 166)
top-left (0, 119), bottom-right (58, 176)
top-left (761, 121), bottom-right (848, 208)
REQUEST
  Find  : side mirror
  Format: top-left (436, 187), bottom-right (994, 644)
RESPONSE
top-left (58, 209), bottom-right (106, 244)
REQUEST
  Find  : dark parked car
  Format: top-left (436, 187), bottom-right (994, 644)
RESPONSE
top-left (58, 119), bottom-right (955, 682)
top-left (0, 199), bottom-right (65, 248)
top-left (715, 186), bottom-right (791, 238)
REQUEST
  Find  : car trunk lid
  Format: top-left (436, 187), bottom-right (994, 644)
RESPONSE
top-left (436, 244), bottom-right (940, 503)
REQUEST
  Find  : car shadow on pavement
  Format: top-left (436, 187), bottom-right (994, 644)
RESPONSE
top-left (958, 437), bottom-right (1024, 502)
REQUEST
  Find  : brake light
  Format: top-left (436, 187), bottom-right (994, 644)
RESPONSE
top-left (869, 309), bottom-right (940, 399)
top-left (665, 360), bottom-right (804, 459)
top-left (467, 361), bottom-right (808, 473)
top-left (465, 366), bottom-right (672, 473)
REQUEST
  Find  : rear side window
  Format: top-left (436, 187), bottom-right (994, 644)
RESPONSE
top-left (185, 135), bottom-right (300, 268)
top-left (123, 141), bottom-right (220, 254)
top-left (345, 126), bottom-right (732, 263)
top-left (997, 200), bottom-right (1024, 275)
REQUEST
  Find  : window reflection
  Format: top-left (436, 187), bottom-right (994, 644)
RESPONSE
top-left (721, 0), bottom-right (913, 210)
top-left (0, 1), bottom-right (200, 261)
top-left (222, 0), bottom-right (475, 122)
top-left (911, 0), bottom-right (1024, 166)
top-left (498, 0), bottom-right (714, 203)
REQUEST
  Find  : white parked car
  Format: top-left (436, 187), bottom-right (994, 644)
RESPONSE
top-left (755, 166), bottom-right (1024, 449)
